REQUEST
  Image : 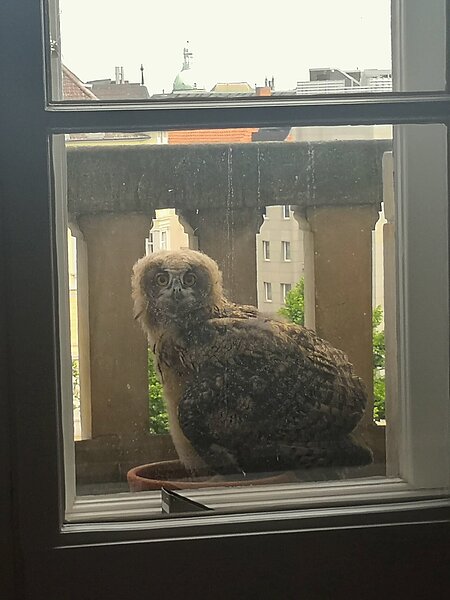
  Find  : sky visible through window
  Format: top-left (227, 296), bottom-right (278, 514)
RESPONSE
top-left (58, 0), bottom-right (391, 95)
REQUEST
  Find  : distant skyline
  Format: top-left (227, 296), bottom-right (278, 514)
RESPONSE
top-left (59, 0), bottom-right (391, 94)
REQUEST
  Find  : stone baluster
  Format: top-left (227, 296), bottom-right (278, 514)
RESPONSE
top-left (77, 213), bottom-right (152, 439)
top-left (302, 205), bottom-right (380, 443)
top-left (181, 207), bottom-right (264, 306)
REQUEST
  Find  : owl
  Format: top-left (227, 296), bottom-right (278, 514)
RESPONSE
top-left (132, 249), bottom-right (372, 476)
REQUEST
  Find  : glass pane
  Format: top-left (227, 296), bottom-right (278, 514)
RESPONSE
top-left (51, 0), bottom-right (394, 101)
top-left (56, 122), bottom-right (404, 512)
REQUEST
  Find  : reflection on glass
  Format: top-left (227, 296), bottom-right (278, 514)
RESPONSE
top-left (54, 0), bottom-right (392, 101)
top-left (63, 124), bottom-right (393, 498)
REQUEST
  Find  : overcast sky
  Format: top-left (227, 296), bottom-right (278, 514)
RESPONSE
top-left (59, 0), bottom-right (391, 94)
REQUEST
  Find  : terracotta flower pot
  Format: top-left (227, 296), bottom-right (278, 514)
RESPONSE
top-left (127, 459), bottom-right (296, 492)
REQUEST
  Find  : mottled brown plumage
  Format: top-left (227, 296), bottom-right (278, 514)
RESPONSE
top-left (132, 249), bottom-right (372, 475)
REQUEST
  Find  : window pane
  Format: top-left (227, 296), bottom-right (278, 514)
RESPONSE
top-left (60, 124), bottom-right (392, 504)
top-left (282, 241), bottom-right (291, 261)
top-left (264, 282), bottom-right (273, 302)
top-left (50, 0), bottom-right (394, 101)
top-left (281, 283), bottom-right (292, 302)
top-left (55, 122), bottom-right (448, 520)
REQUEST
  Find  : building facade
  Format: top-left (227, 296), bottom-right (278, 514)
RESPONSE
top-left (256, 205), bottom-right (304, 314)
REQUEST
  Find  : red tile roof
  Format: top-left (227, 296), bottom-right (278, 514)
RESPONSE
top-left (168, 128), bottom-right (259, 145)
top-left (62, 65), bottom-right (97, 100)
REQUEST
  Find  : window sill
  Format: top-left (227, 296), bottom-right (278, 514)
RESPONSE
top-left (62, 481), bottom-right (450, 551)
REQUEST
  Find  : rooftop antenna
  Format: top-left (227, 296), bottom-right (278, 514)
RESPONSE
top-left (183, 41), bottom-right (193, 70)
top-left (140, 63), bottom-right (145, 85)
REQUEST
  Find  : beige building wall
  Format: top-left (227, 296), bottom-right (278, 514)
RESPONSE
top-left (290, 125), bottom-right (393, 142)
top-left (256, 205), bottom-right (304, 315)
top-left (147, 209), bottom-right (198, 253)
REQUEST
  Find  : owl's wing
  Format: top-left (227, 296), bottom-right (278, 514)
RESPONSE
top-left (178, 317), bottom-right (371, 475)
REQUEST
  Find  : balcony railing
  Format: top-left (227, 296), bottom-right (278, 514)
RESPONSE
top-left (66, 139), bottom-right (393, 491)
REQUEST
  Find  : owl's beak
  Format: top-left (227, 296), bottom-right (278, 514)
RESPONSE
top-left (171, 276), bottom-right (183, 300)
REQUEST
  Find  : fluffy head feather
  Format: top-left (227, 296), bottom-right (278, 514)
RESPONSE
top-left (132, 249), bottom-right (224, 338)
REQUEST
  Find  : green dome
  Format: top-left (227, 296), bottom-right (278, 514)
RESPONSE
top-left (172, 66), bottom-right (204, 92)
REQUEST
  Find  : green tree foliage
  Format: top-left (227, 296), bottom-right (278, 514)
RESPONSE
top-left (148, 351), bottom-right (169, 434)
top-left (372, 305), bottom-right (386, 421)
top-left (278, 278), bottom-right (305, 326)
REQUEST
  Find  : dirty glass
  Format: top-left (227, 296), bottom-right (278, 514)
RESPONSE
top-left (50, 0), bottom-right (393, 101)
top-left (58, 123), bottom-right (400, 505)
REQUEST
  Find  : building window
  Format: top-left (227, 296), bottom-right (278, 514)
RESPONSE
top-left (282, 241), bottom-right (291, 261)
top-left (264, 282), bottom-right (272, 302)
top-left (281, 283), bottom-right (292, 302)
top-left (263, 240), bottom-right (270, 260)
top-left (160, 230), bottom-right (168, 250)
top-left (145, 232), bottom-right (154, 255)
top-left (283, 205), bottom-right (291, 219)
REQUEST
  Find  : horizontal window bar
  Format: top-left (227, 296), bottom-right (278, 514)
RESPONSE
top-left (45, 93), bottom-right (450, 133)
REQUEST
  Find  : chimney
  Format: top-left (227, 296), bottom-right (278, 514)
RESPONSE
top-left (256, 76), bottom-right (273, 96)
top-left (255, 86), bottom-right (272, 96)
top-left (115, 66), bottom-right (125, 84)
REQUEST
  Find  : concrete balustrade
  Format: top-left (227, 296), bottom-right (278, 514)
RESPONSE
top-left (67, 140), bottom-right (391, 485)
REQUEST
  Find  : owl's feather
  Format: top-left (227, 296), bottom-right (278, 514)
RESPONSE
top-left (132, 249), bottom-right (372, 476)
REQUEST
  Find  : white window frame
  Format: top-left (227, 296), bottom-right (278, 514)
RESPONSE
top-left (281, 240), bottom-right (291, 261)
top-left (283, 205), bottom-right (290, 219)
top-left (5, 0), bottom-right (446, 540)
top-left (145, 232), bottom-right (154, 255)
top-left (281, 283), bottom-right (292, 302)
top-left (160, 230), bottom-right (168, 250)
top-left (391, 0), bottom-right (449, 489)
top-left (263, 282), bottom-right (272, 302)
top-left (262, 240), bottom-right (270, 261)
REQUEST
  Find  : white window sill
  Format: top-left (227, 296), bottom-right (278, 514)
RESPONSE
top-left (64, 476), bottom-right (449, 526)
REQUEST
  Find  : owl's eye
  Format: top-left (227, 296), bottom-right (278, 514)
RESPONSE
top-left (155, 272), bottom-right (170, 287)
top-left (183, 272), bottom-right (197, 287)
